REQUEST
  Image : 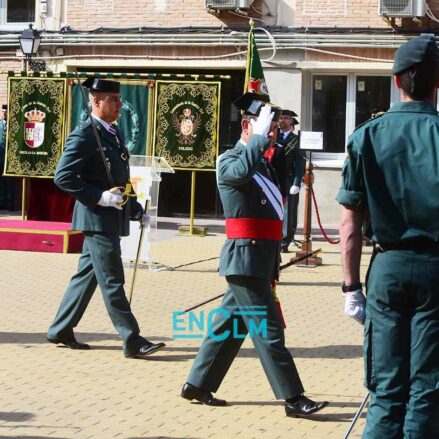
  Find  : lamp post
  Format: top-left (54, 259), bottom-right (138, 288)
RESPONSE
top-left (19, 24), bottom-right (45, 71)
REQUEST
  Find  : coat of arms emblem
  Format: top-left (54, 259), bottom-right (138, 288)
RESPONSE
top-left (172, 107), bottom-right (201, 145)
top-left (24, 108), bottom-right (45, 148)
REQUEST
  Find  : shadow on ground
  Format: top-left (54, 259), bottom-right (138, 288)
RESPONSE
top-left (0, 332), bottom-right (172, 344)
top-left (0, 412), bottom-right (35, 422)
top-left (166, 344), bottom-right (362, 359)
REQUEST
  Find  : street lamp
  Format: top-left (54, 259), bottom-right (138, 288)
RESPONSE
top-left (19, 24), bottom-right (45, 71)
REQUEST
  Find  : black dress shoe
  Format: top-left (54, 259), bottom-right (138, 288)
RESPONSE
top-left (285, 395), bottom-right (328, 417)
top-left (281, 245), bottom-right (290, 254)
top-left (181, 382), bottom-right (227, 406)
top-left (47, 336), bottom-right (90, 350)
top-left (125, 341), bottom-right (166, 358)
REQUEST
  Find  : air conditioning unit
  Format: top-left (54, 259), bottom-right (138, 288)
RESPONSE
top-left (379, 0), bottom-right (426, 17)
top-left (205, 0), bottom-right (251, 10)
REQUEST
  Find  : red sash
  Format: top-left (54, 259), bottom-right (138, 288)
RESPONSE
top-left (225, 218), bottom-right (282, 240)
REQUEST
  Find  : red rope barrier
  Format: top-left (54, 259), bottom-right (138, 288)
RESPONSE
top-left (311, 189), bottom-right (340, 245)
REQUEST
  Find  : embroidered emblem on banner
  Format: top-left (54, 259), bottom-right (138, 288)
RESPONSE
top-left (24, 109), bottom-right (45, 148)
top-left (172, 107), bottom-right (202, 145)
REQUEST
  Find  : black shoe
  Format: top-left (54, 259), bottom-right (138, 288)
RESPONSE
top-left (125, 341), bottom-right (166, 358)
top-left (47, 336), bottom-right (90, 350)
top-left (285, 395), bottom-right (328, 417)
top-left (281, 245), bottom-right (289, 254)
top-left (181, 382), bottom-right (227, 406)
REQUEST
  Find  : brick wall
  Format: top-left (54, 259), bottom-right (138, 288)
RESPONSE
top-left (0, 60), bottom-right (22, 106)
top-left (64, 0), bottom-right (255, 28)
top-left (295, 0), bottom-right (439, 28)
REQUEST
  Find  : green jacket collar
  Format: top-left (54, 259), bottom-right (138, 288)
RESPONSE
top-left (388, 101), bottom-right (438, 115)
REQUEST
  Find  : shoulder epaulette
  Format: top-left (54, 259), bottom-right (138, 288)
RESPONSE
top-left (77, 118), bottom-right (92, 131)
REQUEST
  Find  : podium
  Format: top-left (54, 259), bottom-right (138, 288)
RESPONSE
top-left (120, 156), bottom-right (174, 270)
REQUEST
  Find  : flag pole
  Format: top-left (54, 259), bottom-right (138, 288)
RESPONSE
top-left (243, 19), bottom-right (255, 93)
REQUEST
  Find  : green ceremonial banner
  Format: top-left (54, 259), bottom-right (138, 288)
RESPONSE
top-left (244, 26), bottom-right (269, 97)
top-left (5, 77), bottom-right (67, 177)
top-left (69, 80), bottom-right (151, 155)
top-left (153, 81), bottom-right (221, 170)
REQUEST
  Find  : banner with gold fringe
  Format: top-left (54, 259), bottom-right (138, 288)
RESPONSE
top-left (4, 76), bottom-right (67, 177)
top-left (153, 80), bottom-right (221, 170)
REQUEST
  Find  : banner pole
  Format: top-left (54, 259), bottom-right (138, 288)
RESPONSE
top-left (21, 177), bottom-right (26, 220)
top-left (189, 170), bottom-right (196, 235)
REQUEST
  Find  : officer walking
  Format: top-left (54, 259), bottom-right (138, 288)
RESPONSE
top-left (181, 92), bottom-right (327, 417)
top-left (47, 77), bottom-right (165, 358)
top-left (337, 34), bottom-right (439, 438)
top-left (275, 110), bottom-right (305, 252)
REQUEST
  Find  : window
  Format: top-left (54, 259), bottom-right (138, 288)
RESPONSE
top-left (355, 76), bottom-right (390, 126)
top-left (312, 75), bottom-right (347, 153)
top-left (7, 0), bottom-right (35, 23)
top-left (309, 73), bottom-right (393, 164)
top-left (0, 0), bottom-right (35, 27)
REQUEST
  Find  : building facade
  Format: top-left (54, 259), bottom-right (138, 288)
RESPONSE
top-left (1, 0), bottom-right (438, 223)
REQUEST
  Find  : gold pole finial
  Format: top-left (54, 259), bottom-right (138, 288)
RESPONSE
top-left (249, 18), bottom-right (255, 27)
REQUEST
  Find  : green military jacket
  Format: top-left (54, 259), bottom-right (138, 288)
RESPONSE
top-left (336, 101), bottom-right (439, 244)
top-left (54, 118), bottom-right (142, 236)
top-left (217, 134), bottom-right (283, 281)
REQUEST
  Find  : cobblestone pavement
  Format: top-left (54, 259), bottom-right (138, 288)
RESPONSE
top-left (0, 215), bottom-right (370, 438)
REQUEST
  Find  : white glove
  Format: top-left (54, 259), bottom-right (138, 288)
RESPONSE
top-left (289, 185), bottom-right (300, 195)
top-left (343, 289), bottom-right (366, 325)
top-left (141, 213), bottom-right (151, 228)
top-left (250, 105), bottom-right (274, 138)
top-left (98, 189), bottom-right (123, 210)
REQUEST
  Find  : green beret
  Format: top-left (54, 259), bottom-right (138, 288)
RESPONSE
top-left (393, 34), bottom-right (439, 75)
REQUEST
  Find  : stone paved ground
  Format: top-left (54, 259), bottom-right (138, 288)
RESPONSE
top-left (0, 215), bottom-right (371, 438)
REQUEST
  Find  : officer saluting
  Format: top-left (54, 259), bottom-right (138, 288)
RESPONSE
top-left (47, 77), bottom-right (165, 358)
top-left (181, 92), bottom-right (327, 417)
top-left (337, 34), bottom-right (439, 437)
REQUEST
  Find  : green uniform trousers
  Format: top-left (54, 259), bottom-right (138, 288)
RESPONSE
top-left (363, 249), bottom-right (439, 439)
top-left (47, 232), bottom-right (147, 356)
top-left (187, 275), bottom-right (304, 400)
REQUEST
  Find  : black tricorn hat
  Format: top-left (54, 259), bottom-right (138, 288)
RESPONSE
top-left (292, 117), bottom-right (299, 125)
top-left (82, 77), bottom-right (120, 93)
top-left (233, 92), bottom-right (282, 121)
top-left (1, 104), bottom-right (7, 110)
top-left (280, 109), bottom-right (298, 117)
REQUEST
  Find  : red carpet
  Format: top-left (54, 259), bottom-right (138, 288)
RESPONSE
top-left (0, 219), bottom-right (83, 253)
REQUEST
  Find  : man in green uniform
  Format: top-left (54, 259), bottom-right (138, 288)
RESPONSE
top-left (275, 110), bottom-right (305, 252)
top-left (181, 92), bottom-right (328, 417)
top-left (47, 77), bottom-right (165, 358)
top-left (337, 34), bottom-right (439, 438)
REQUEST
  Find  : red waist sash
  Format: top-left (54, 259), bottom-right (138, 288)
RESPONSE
top-left (225, 218), bottom-right (282, 240)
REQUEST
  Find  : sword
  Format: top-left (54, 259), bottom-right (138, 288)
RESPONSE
top-left (344, 392), bottom-right (370, 439)
top-left (183, 249), bottom-right (322, 313)
top-left (127, 199), bottom-right (148, 305)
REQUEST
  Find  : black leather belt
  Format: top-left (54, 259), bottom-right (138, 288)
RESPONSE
top-left (375, 240), bottom-right (439, 252)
